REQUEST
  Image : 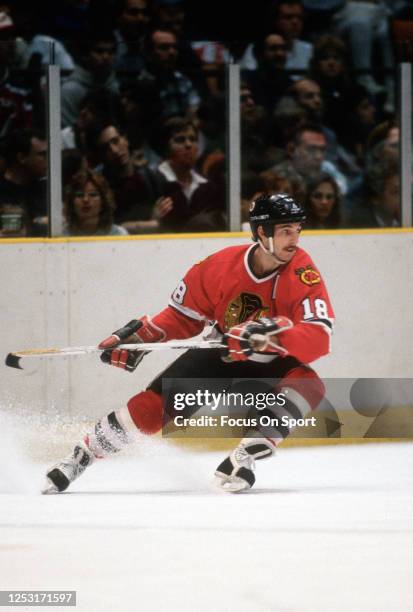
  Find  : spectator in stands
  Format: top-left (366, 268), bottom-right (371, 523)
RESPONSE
top-left (304, 172), bottom-right (342, 228)
top-left (338, 85), bottom-right (377, 164)
top-left (301, 0), bottom-right (346, 40)
top-left (89, 120), bottom-right (169, 232)
top-left (61, 33), bottom-right (119, 128)
top-left (241, 0), bottom-right (313, 78)
top-left (0, 128), bottom-right (47, 235)
top-left (366, 119), bottom-right (399, 164)
top-left (155, 116), bottom-right (226, 231)
top-left (191, 40), bottom-right (230, 96)
top-left (0, 12), bottom-right (33, 138)
top-left (153, 0), bottom-right (185, 37)
top-left (308, 35), bottom-right (364, 138)
top-left (240, 171), bottom-right (266, 229)
top-left (273, 122), bottom-right (348, 194)
top-left (61, 90), bottom-right (118, 157)
top-left (351, 153), bottom-right (400, 227)
top-left (242, 33), bottom-right (293, 114)
top-left (117, 80), bottom-right (160, 168)
top-left (239, 84), bottom-right (276, 173)
top-left (139, 28), bottom-right (200, 119)
top-left (288, 78), bottom-right (324, 124)
top-left (63, 169), bottom-right (128, 236)
top-left (332, 0), bottom-right (395, 112)
top-left (152, 0), bottom-right (207, 96)
top-left (0, 6), bottom-right (28, 70)
top-left (195, 94), bottom-right (226, 173)
top-left (260, 164), bottom-right (307, 203)
top-left (114, 0), bottom-right (152, 85)
top-left (284, 77), bottom-right (366, 194)
top-left (272, 95), bottom-right (307, 149)
top-left (10, 2), bottom-right (74, 70)
top-left (287, 77), bottom-right (344, 167)
top-left (62, 148), bottom-right (86, 190)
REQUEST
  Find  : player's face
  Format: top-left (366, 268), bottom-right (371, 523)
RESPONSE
top-left (271, 222), bottom-right (302, 263)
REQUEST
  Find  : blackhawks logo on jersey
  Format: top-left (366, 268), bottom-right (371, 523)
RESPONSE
top-left (224, 293), bottom-right (269, 330)
top-left (295, 265), bottom-right (321, 286)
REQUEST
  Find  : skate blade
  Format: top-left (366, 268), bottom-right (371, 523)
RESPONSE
top-left (41, 479), bottom-right (61, 495)
top-left (214, 475), bottom-right (251, 493)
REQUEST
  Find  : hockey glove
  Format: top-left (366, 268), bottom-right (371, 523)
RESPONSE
top-left (223, 316), bottom-right (293, 362)
top-left (99, 316), bottom-right (165, 372)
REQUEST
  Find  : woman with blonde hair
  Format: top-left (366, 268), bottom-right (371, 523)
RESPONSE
top-left (63, 169), bottom-right (128, 236)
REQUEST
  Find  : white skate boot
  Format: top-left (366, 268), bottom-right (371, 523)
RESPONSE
top-left (214, 438), bottom-right (275, 493)
top-left (42, 410), bottom-right (133, 494)
top-left (42, 443), bottom-right (95, 494)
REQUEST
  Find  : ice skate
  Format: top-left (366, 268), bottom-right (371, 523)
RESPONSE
top-left (42, 443), bottom-right (95, 494)
top-left (41, 410), bottom-right (133, 494)
top-left (214, 438), bottom-right (275, 493)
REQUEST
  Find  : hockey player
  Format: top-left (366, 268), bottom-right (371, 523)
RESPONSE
top-left (43, 193), bottom-right (334, 494)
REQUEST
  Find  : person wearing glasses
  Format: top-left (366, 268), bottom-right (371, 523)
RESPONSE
top-left (63, 169), bottom-right (128, 236)
top-left (304, 173), bottom-right (342, 229)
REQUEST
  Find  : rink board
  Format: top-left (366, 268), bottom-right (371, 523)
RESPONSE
top-left (1, 230), bottom-right (413, 420)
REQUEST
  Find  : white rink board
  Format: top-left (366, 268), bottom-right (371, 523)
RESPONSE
top-left (1, 231), bottom-right (413, 417)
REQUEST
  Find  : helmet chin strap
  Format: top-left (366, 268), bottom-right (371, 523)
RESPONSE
top-left (258, 236), bottom-right (286, 265)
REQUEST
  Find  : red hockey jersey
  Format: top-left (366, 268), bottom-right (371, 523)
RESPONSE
top-left (151, 244), bottom-right (335, 364)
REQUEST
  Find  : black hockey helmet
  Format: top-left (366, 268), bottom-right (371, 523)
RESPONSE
top-left (249, 193), bottom-right (306, 241)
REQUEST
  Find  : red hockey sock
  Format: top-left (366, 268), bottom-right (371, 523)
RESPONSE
top-left (127, 389), bottom-right (163, 435)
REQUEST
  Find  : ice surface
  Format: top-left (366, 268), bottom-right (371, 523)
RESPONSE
top-left (0, 430), bottom-right (412, 612)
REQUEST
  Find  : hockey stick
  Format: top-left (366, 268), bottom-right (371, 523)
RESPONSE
top-left (5, 340), bottom-right (225, 370)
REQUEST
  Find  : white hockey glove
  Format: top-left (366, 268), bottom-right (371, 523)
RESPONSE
top-left (223, 316), bottom-right (293, 362)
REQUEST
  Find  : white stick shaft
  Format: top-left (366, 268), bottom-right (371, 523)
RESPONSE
top-left (10, 340), bottom-right (224, 359)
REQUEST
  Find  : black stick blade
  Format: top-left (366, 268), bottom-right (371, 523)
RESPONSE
top-left (5, 353), bottom-right (22, 369)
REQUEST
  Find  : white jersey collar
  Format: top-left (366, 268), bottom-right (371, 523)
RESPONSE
top-left (244, 244), bottom-right (280, 283)
top-left (158, 160), bottom-right (207, 201)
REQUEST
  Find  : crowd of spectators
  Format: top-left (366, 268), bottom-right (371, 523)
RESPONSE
top-left (0, 0), bottom-right (411, 237)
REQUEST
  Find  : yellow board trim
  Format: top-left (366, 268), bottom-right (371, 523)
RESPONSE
top-left (0, 227), bottom-right (412, 245)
